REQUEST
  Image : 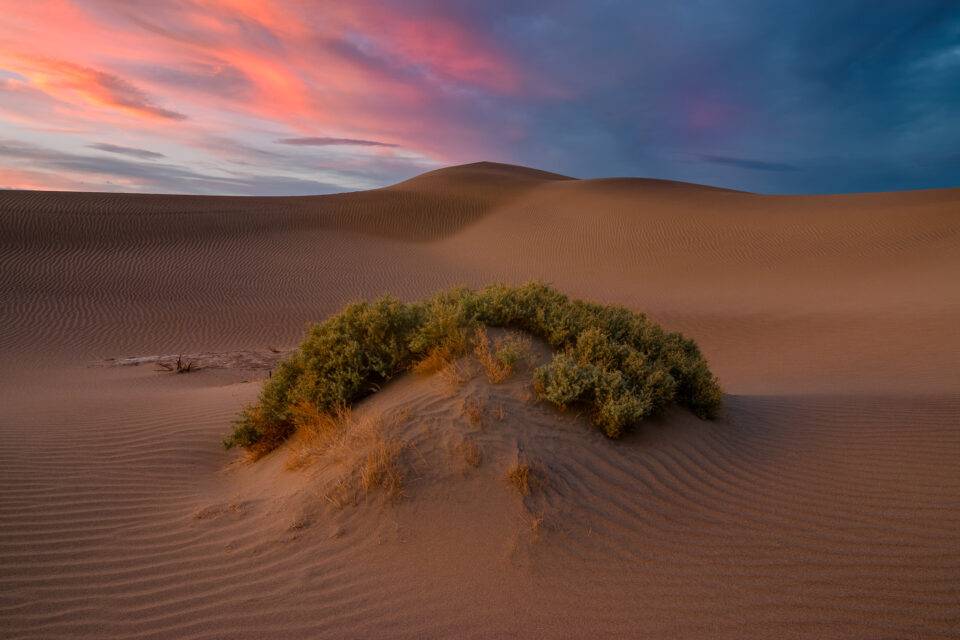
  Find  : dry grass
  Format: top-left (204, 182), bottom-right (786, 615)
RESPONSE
top-left (474, 327), bottom-right (531, 384)
top-left (437, 359), bottom-right (474, 396)
top-left (284, 402), bottom-right (352, 470)
top-left (493, 403), bottom-right (506, 421)
top-left (286, 404), bottom-right (409, 503)
top-left (411, 348), bottom-right (451, 375)
top-left (241, 406), bottom-right (290, 461)
top-left (473, 326), bottom-right (504, 382)
top-left (506, 462), bottom-right (533, 496)
top-left (412, 327), bottom-right (470, 375)
top-left (359, 435), bottom-right (406, 498)
top-left (527, 511), bottom-right (545, 539)
top-left (457, 438), bottom-right (483, 468)
top-left (322, 478), bottom-right (353, 510)
top-left (462, 395), bottom-right (485, 426)
top-left (244, 443), bottom-right (273, 463)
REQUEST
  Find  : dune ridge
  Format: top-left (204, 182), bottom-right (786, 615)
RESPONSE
top-left (1, 162), bottom-right (958, 638)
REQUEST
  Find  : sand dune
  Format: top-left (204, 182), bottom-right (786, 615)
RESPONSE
top-left (1, 162), bottom-right (958, 638)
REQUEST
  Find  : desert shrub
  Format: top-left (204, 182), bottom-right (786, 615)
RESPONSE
top-left (225, 297), bottom-right (421, 451)
top-left (532, 352), bottom-right (597, 407)
top-left (409, 291), bottom-right (473, 374)
top-left (534, 326), bottom-right (681, 437)
top-left (224, 283), bottom-right (722, 453)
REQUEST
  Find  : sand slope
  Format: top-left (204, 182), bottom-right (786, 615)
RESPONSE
top-left (1, 162), bottom-right (958, 638)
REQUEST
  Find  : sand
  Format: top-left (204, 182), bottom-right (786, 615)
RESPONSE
top-left (1, 161), bottom-right (958, 638)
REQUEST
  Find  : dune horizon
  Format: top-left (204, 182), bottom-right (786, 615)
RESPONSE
top-left (4, 160), bottom-right (960, 198)
top-left (1, 159), bottom-right (958, 638)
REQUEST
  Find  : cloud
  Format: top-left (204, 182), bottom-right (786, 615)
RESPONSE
top-left (7, 57), bottom-right (187, 121)
top-left (699, 154), bottom-right (801, 172)
top-left (85, 66), bottom-right (187, 120)
top-left (276, 136), bottom-right (398, 148)
top-left (88, 143), bottom-right (165, 159)
top-left (133, 61), bottom-right (252, 99)
top-left (0, 139), bottom-right (343, 195)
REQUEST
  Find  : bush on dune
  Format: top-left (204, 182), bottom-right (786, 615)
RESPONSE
top-left (224, 283), bottom-right (722, 454)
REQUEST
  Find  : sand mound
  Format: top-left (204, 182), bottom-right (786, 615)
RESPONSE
top-left (1, 162), bottom-right (958, 638)
top-left (223, 335), bottom-right (585, 536)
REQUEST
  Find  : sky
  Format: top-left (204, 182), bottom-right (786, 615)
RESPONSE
top-left (0, 0), bottom-right (958, 195)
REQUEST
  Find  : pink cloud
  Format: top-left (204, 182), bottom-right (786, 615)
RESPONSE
top-left (5, 56), bottom-right (186, 121)
top-left (0, 165), bottom-right (92, 191)
top-left (0, 0), bottom-right (536, 191)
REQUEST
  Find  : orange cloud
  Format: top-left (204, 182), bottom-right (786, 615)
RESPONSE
top-left (4, 56), bottom-right (186, 121)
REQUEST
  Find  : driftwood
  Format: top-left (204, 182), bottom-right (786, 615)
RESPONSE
top-left (155, 355), bottom-right (198, 374)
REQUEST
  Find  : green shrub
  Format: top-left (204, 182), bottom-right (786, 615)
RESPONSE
top-left (532, 352), bottom-right (597, 407)
top-left (225, 298), bottom-right (421, 454)
top-left (224, 283), bottom-right (722, 453)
